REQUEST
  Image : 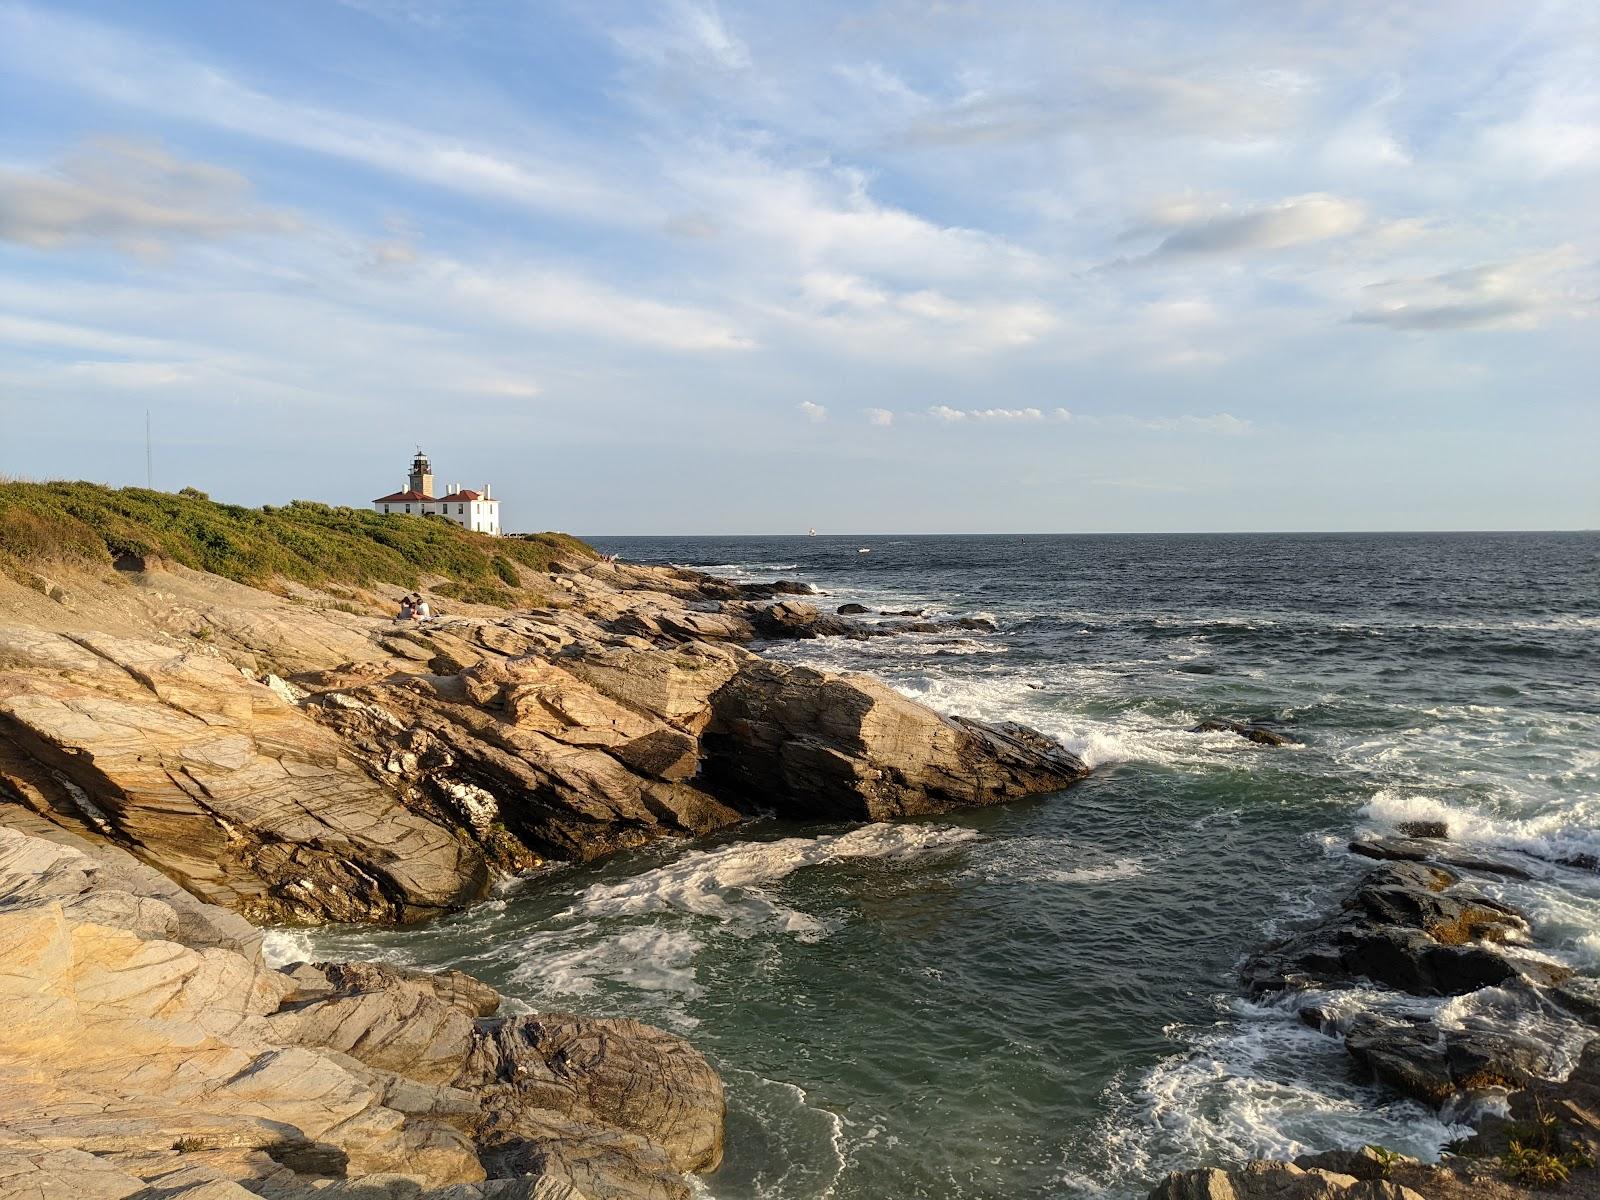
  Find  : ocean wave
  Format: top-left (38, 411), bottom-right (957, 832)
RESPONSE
top-left (1107, 995), bottom-right (1475, 1177)
top-left (564, 823), bottom-right (981, 941)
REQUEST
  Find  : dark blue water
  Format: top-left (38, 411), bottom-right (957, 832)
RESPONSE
top-left (294, 533), bottom-right (1600, 1199)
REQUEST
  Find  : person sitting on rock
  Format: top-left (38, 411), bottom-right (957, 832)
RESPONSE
top-left (414, 595), bottom-right (433, 622)
top-left (396, 596), bottom-right (413, 622)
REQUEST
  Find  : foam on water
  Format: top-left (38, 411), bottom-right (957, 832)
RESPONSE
top-left (1360, 789), bottom-right (1600, 871)
top-left (261, 927), bottom-right (318, 967)
top-left (282, 532), bottom-right (1598, 1200)
top-left (1101, 995), bottom-right (1476, 1178)
top-left (567, 823), bottom-right (981, 941)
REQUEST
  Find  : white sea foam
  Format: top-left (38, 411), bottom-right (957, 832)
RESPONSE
top-left (511, 927), bottom-right (705, 1004)
top-left (261, 928), bottom-right (319, 967)
top-left (1360, 789), bottom-right (1600, 874)
top-left (962, 836), bottom-right (1149, 886)
top-left (565, 823), bottom-right (980, 941)
top-left (1114, 996), bottom-right (1474, 1175)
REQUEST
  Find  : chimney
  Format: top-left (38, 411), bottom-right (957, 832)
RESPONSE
top-left (484, 483), bottom-right (492, 500)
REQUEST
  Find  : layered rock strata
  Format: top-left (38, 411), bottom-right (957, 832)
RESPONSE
top-left (0, 558), bottom-right (1088, 923)
top-left (0, 815), bottom-right (722, 1200)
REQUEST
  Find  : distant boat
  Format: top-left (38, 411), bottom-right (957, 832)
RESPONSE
top-left (857, 547), bottom-right (871, 554)
top-left (808, 528), bottom-right (816, 536)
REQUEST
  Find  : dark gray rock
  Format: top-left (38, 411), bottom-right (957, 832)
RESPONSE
top-left (1242, 864), bottom-right (1533, 999)
top-left (1349, 837), bottom-right (1532, 880)
top-left (835, 603), bottom-right (870, 615)
top-left (1190, 718), bottom-right (1295, 747)
top-left (1345, 1012), bottom-right (1552, 1106)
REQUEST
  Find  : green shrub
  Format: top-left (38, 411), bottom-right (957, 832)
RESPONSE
top-left (0, 480), bottom-right (595, 607)
top-left (1503, 1140), bottom-right (1571, 1187)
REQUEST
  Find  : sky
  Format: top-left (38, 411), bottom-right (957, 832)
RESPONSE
top-left (0, 0), bottom-right (1596, 534)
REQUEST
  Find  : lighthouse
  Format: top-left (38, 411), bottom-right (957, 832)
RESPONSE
top-left (373, 448), bottom-right (501, 535)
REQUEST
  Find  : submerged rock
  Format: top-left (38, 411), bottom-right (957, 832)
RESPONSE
top-left (1190, 717), bottom-right (1295, 746)
top-left (1349, 836), bottom-right (1532, 880)
top-left (835, 603), bottom-right (870, 615)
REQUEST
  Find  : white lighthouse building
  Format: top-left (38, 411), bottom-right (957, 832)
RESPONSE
top-left (373, 449), bottom-right (501, 535)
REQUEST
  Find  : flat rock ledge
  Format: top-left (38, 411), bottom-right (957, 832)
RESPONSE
top-left (0, 816), bottom-right (723, 1200)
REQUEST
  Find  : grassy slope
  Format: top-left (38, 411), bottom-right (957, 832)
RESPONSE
top-left (0, 480), bottom-right (595, 605)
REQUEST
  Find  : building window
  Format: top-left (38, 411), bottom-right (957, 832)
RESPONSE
top-left (458, 504), bottom-right (464, 514)
top-left (405, 504), bottom-right (411, 514)
top-left (383, 505), bottom-right (389, 513)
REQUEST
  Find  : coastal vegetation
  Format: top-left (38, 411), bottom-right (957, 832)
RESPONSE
top-left (0, 478), bottom-right (593, 603)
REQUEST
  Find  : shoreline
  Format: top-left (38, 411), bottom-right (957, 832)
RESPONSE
top-left (3, 547), bottom-right (1587, 1200)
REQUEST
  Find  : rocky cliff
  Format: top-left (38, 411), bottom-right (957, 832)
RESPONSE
top-left (0, 553), bottom-right (1087, 925)
top-left (0, 538), bottom-right (1090, 1198)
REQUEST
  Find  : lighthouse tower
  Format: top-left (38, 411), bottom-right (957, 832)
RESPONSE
top-left (407, 449), bottom-right (435, 498)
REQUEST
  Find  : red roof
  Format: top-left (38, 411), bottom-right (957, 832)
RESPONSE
top-left (373, 489), bottom-right (435, 503)
top-left (436, 489), bottom-right (482, 502)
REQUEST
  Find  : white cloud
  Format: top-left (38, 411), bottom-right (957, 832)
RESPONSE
top-left (1143, 194), bottom-right (1365, 258)
top-left (438, 261), bottom-right (754, 352)
top-left (1349, 253), bottom-right (1589, 332)
top-left (866, 407), bottom-right (893, 426)
top-left (927, 406), bottom-right (1068, 423)
top-left (0, 139), bottom-right (295, 252)
top-left (62, 359), bottom-right (193, 387)
top-left (0, 6), bottom-right (638, 225)
top-left (612, 1), bottom-right (750, 72)
top-left (798, 400), bottom-right (827, 422)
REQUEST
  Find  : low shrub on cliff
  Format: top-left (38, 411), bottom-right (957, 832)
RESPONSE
top-left (0, 480), bottom-right (594, 602)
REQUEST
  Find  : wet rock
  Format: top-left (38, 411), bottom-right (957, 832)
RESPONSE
top-left (880, 609), bottom-right (924, 617)
top-left (737, 580), bottom-right (815, 598)
top-left (1344, 1012), bottom-right (1552, 1106)
top-left (1395, 820), bottom-right (1448, 840)
top-left (1552, 976), bottom-right (1600, 1026)
top-left (835, 603), bottom-right (870, 615)
top-left (1348, 837), bottom-right (1532, 880)
top-left (1150, 1160), bottom-right (1427, 1199)
top-left (745, 601), bottom-right (853, 640)
top-left (1190, 718), bottom-right (1295, 747)
top-left (1242, 864), bottom-right (1531, 998)
top-left (954, 616), bottom-right (998, 632)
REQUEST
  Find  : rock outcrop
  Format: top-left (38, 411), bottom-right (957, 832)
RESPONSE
top-left (0, 626), bottom-right (487, 924)
top-left (1, 554), bottom-right (1087, 923)
top-left (1242, 861), bottom-right (1535, 999)
top-left (1189, 718), bottom-right (1296, 747)
top-left (0, 818), bottom-right (722, 1200)
top-left (701, 658), bottom-right (1088, 820)
top-left (1168, 838), bottom-right (1600, 1200)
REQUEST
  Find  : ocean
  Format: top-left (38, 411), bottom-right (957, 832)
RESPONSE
top-left (284, 532), bottom-right (1600, 1199)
